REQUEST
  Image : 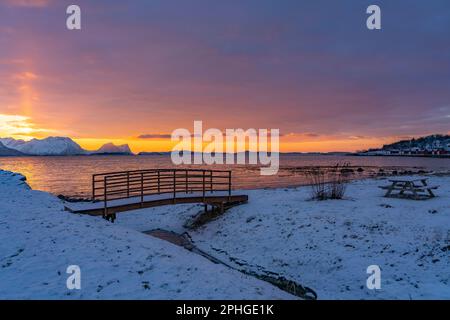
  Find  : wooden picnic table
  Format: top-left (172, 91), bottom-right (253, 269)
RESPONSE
top-left (379, 177), bottom-right (439, 200)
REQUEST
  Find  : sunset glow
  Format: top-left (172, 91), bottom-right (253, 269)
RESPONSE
top-left (1, 1), bottom-right (449, 153)
top-left (1, 1), bottom-right (450, 303)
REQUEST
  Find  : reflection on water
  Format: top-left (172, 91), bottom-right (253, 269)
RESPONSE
top-left (0, 155), bottom-right (449, 197)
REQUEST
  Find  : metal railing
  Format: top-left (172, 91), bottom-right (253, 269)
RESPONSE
top-left (92, 169), bottom-right (232, 212)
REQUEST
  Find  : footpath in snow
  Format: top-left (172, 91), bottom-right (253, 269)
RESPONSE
top-left (0, 170), bottom-right (293, 299)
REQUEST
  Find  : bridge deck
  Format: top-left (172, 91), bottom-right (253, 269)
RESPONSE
top-left (68, 191), bottom-right (248, 216)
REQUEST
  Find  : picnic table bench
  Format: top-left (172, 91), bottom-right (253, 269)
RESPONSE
top-left (379, 178), bottom-right (438, 200)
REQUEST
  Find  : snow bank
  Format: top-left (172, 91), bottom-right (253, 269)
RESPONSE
top-left (0, 170), bottom-right (292, 299)
top-left (115, 175), bottom-right (450, 299)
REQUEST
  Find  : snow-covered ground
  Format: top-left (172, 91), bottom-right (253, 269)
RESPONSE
top-left (0, 170), bottom-right (293, 299)
top-left (1, 169), bottom-right (449, 299)
top-left (114, 175), bottom-right (450, 299)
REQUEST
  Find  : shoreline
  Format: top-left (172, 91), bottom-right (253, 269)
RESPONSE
top-left (0, 152), bottom-right (449, 158)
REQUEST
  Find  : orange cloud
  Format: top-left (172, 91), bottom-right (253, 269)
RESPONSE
top-left (0, 114), bottom-right (52, 139)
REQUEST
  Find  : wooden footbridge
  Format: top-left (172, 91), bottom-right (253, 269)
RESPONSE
top-left (69, 169), bottom-right (248, 221)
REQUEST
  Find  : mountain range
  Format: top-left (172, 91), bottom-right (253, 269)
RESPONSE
top-left (0, 137), bottom-right (133, 156)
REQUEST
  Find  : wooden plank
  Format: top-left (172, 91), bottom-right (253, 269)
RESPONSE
top-left (71, 194), bottom-right (249, 216)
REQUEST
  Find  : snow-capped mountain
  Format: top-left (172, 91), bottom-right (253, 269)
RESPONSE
top-left (0, 137), bottom-right (86, 156)
top-left (92, 143), bottom-right (133, 155)
top-left (0, 142), bottom-right (24, 156)
top-left (0, 137), bottom-right (27, 150)
top-left (0, 137), bottom-right (134, 156)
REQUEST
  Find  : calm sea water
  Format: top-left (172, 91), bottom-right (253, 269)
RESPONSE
top-left (0, 155), bottom-right (448, 197)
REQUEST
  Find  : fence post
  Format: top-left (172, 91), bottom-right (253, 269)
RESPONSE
top-left (173, 170), bottom-right (176, 203)
top-left (140, 172), bottom-right (144, 207)
top-left (92, 175), bottom-right (95, 201)
top-left (157, 171), bottom-right (160, 194)
top-left (228, 171), bottom-right (231, 201)
top-left (185, 170), bottom-right (188, 194)
top-left (103, 176), bottom-right (107, 217)
top-left (202, 170), bottom-right (206, 202)
top-left (127, 172), bottom-right (130, 198)
top-left (210, 170), bottom-right (213, 192)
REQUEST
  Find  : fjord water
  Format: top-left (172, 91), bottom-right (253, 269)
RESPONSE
top-left (0, 155), bottom-right (448, 198)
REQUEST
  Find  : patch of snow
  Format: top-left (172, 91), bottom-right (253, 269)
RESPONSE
top-left (0, 170), bottom-right (293, 299)
top-left (115, 176), bottom-right (450, 299)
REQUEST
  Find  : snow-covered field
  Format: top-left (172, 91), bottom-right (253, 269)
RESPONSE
top-left (115, 175), bottom-right (450, 300)
top-left (0, 170), bottom-right (292, 299)
top-left (1, 169), bottom-right (449, 299)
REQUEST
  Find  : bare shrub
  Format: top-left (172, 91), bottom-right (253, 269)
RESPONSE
top-left (305, 163), bottom-right (351, 200)
top-left (328, 163), bottom-right (351, 199)
top-left (306, 167), bottom-right (327, 200)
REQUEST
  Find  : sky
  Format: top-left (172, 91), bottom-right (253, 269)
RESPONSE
top-left (0, 0), bottom-right (449, 152)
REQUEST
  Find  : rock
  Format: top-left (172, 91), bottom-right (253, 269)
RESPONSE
top-left (57, 194), bottom-right (91, 203)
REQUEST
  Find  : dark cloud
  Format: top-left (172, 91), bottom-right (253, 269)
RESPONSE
top-left (304, 133), bottom-right (321, 138)
top-left (137, 134), bottom-right (172, 139)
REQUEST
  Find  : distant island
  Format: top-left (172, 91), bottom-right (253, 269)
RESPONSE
top-left (357, 134), bottom-right (450, 157)
top-left (0, 137), bottom-right (133, 156)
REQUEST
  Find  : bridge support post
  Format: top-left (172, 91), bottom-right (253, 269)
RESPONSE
top-left (92, 175), bottom-right (95, 201)
top-left (102, 212), bottom-right (116, 223)
top-left (103, 176), bottom-right (108, 218)
top-left (228, 171), bottom-right (232, 202)
top-left (202, 171), bottom-right (206, 202)
top-left (140, 173), bottom-right (144, 208)
top-left (185, 170), bottom-right (188, 194)
top-left (173, 170), bottom-right (176, 204)
top-left (127, 172), bottom-right (130, 198)
top-left (210, 170), bottom-right (213, 192)
top-left (157, 171), bottom-right (161, 194)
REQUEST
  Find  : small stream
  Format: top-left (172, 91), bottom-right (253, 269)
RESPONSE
top-left (144, 228), bottom-right (317, 300)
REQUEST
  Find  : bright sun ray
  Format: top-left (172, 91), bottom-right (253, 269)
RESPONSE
top-left (0, 114), bottom-right (51, 140)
